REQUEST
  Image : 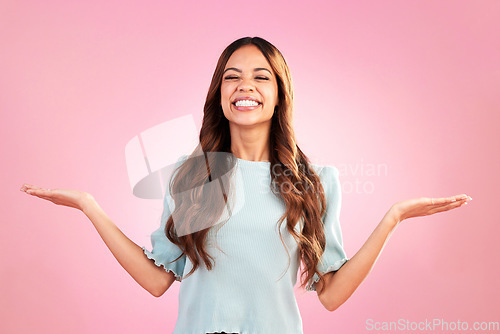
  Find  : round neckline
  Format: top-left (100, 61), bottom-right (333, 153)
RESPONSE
top-left (236, 157), bottom-right (271, 165)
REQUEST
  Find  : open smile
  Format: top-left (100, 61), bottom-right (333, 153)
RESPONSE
top-left (232, 101), bottom-right (262, 111)
top-left (231, 97), bottom-right (262, 111)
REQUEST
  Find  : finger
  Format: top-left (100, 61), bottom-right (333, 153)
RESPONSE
top-left (431, 198), bottom-right (453, 206)
top-left (427, 197), bottom-right (454, 206)
top-left (21, 184), bottom-right (43, 192)
top-left (432, 196), bottom-right (470, 209)
top-left (428, 200), bottom-right (467, 214)
top-left (427, 195), bottom-right (471, 213)
top-left (26, 188), bottom-right (53, 196)
top-left (451, 194), bottom-right (472, 201)
top-left (26, 190), bottom-right (51, 199)
top-left (20, 184), bottom-right (38, 192)
top-left (33, 194), bottom-right (54, 202)
top-left (429, 194), bottom-right (471, 206)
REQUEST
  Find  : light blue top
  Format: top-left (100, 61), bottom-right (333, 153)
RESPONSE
top-left (142, 156), bottom-right (349, 334)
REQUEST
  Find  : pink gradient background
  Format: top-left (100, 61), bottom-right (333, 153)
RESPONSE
top-left (2, 0), bottom-right (499, 333)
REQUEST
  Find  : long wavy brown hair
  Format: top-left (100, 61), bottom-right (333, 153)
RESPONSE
top-left (164, 36), bottom-right (329, 292)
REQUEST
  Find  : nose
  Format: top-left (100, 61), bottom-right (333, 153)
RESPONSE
top-left (237, 76), bottom-right (255, 92)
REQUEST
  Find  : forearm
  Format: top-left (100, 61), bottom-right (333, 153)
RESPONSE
top-left (319, 208), bottom-right (399, 311)
top-left (81, 196), bottom-right (175, 297)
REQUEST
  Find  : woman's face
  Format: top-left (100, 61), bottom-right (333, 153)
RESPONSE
top-left (220, 44), bottom-right (279, 129)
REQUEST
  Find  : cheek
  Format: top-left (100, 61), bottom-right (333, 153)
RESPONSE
top-left (269, 82), bottom-right (278, 100)
top-left (272, 88), bottom-right (279, 105)
top-left (220, 89), bottom-right (230, 111)
top-left (220, 86), bottom-right (231, 103)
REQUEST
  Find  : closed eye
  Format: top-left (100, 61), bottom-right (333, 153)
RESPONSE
top-left (223, 76), bottom-right (270, 80)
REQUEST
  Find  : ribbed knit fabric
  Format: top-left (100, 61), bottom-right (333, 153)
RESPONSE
top-left (142, 157), bottom-right (349, 334)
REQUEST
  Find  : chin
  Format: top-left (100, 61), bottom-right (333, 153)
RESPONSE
top-left (231, 117), bottom-right (272, 128)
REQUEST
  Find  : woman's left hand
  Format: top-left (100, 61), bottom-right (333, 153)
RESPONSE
top-left (389, 194), bottom-right (472, 224)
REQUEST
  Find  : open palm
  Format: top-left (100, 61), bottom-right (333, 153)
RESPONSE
top-left (391, 194), bottom-right (471, 223)
top-left (20, 184), bottom-right (92, 211)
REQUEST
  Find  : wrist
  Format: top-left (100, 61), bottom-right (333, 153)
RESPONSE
top-left (384, 206), bottom-right (402, 228)
top-left (79, 193), bottom-right (96, 214)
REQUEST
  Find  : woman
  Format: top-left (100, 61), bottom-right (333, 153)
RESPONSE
top-left (20, 37), bottom-right (471, 334)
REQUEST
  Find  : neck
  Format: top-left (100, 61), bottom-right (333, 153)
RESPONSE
top-left (229, 121), bottom-right (271, 162)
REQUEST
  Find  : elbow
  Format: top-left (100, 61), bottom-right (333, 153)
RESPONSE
top-left (325, 302), bottom-right (341, 312)
top-left (149, 285), bottom-right (167, 298)
top-left (151, 291), bottom-right (163, 298)
top-left (319, 294), bottom-right (343, 312)
top-left (321, 299), bottom-right (340, 312)
top-left (147, 279), bottom-right (170, 297)
top-left (148, 269), bottom-right (177, 297)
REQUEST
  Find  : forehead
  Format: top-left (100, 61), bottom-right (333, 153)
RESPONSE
top-left (224, 45), bottom-right (272, 70)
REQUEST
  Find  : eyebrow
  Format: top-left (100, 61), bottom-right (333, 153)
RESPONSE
top-left (223, 67), bottom-right (273, 75)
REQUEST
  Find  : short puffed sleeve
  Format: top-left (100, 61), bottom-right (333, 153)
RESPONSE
top-left (142, 156), bottom-right (187, 282)
top-left (306, 165), bottom-right (349, 291)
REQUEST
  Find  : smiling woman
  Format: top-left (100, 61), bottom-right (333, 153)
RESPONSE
top-left (20, 36), bottom-right (471, 334)
top-left (220, 44), bottom-right (279, 144)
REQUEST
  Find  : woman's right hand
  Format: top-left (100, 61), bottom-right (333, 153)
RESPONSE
top-left (20, 184), bottom-right (94, 211)
top-left (20, 184), bottom-right (176, 296)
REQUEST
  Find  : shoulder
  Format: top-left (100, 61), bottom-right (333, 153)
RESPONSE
top-left (308, 163), bottom-right (340, 182)
top-left (308, 163), bottom-right (341, 198)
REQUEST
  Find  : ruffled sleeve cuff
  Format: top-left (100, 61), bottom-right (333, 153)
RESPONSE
top-left (142, 246), bottom-right (185, 282)
top-left (305, 258), bottom-right (349, 292)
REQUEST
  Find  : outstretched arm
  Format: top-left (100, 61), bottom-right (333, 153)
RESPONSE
top-left (20, 184), bottom-right (176, 297)
top-left (316, 194), bottom-right (472, 311)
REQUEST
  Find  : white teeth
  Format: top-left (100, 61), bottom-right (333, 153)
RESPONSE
top-left (235, 100), bottom-right (259, 107)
